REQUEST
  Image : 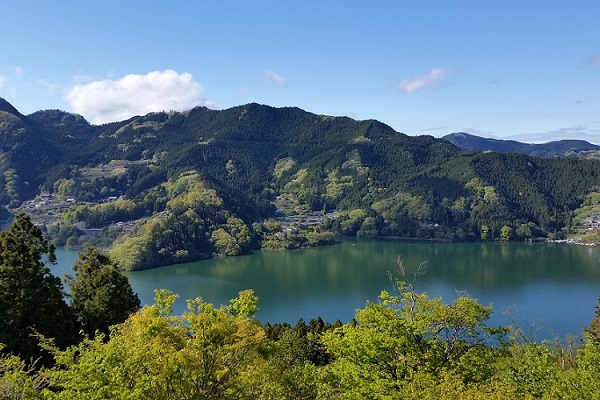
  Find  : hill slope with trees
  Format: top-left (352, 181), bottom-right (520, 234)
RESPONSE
top-left (2, 97), bottom-right (600, 269)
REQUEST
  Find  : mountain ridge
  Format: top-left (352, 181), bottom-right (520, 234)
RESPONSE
top-left (2, 97), bottom-right (600, 269)
top-left (443, 132), bottom-right (600, 158)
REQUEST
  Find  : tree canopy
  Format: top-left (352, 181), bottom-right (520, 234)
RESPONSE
top-left (0, 213), bottom-right (76, 365)
top-left (68, 247), bottom-right (140, 338)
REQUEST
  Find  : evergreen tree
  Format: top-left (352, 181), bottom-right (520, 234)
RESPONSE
top-left (588, 294), bottom-right (600, 342)
top-left (0, 213), bottom-right (76, 365)
top-left (68, 247), bottom-right (140, 338)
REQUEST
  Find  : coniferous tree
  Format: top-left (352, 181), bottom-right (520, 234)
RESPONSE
top-left (0, 213), bottom-right (76, 365)
top-left (68, 247), bottom-right (140, 338)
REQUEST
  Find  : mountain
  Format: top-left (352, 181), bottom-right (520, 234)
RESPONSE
top-left (3, 97), bottom-right (600, 269)
top-left (443, 132), bottom-right (600, 158)
top-left (0, 97), bottom-right (24, 118)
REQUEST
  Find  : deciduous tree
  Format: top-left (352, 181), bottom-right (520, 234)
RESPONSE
top-left (50, 289), bottom-right (267, 399)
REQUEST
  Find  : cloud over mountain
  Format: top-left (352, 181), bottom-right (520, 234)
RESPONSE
top-left (65, 70), bottom-right (210, 124)
top-left (263, 69), bottom-right (288, 87)
top-left (395, 68), bottom-right (447, 94)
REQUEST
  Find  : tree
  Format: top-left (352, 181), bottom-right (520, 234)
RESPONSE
top-left (68, 247), bottom-right (141, 338)
top-left (0, 213), bottom-right (76, 365)
top-left (588, 294), bottom-right (600, 343)
top-left (500, 225), bottom-right (513, 242)
top-left (0, 349), bottom-right (48, 399)
top-left (480, 225), bottom-right (490, 241)
top-left (49, 289), bottom-right (267, 399)
top-left (319, 260), bottom-right (508, 398)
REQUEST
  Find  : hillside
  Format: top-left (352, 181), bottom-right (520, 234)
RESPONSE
top-left (443, 132), bottom-right (600, 158)
top-left (2, 97), bottom-right (600, 269)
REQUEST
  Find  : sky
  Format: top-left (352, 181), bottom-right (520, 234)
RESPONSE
top-left (1, 1), bottom-right (599, 143)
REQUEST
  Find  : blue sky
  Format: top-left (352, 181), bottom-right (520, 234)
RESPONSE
top-left (1, 1), bottom-right (599, 143)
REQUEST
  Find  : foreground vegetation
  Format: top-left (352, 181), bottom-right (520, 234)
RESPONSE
top-left (2, 216), bottom-right (600, 399)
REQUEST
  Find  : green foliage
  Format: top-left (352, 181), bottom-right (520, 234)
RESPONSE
top-left (109, 171), bottom-right (253, 269)
top-left (588, 295), bottom-right (600, 344)
top-left (319, 260), bottom-right (509, 398)
top-left (211, 215), bottom-right (253, 256)
top-left (45, 223), bottom-right (82, 247)
top-left (500, 225), bottom-right (513, 242)
top-left (0, 349), bottom-right (48, 399)
top-left (109, 229), bottom-right (156, 271)
top-left (497, 343), bottom-right (558, 398)
top-left (0, 214), bottom-right (77, 366)
top-left (549, 335), bottom-right (600, 398)
top-left (68, 247), bottom-right (140, 338)
top-left (64, 199), bottom-right (144, 228)
top-left (0, 271), bottom-right (600, 397)
top-left (5, 99), bottom-right (600, 269)
top-left (48, 290), bottom-right (267, 399)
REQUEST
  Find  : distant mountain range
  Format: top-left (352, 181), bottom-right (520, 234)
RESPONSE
top-left (3, 96), bottom-right (600, 268)
top-left (443, 132), bottom-right (600, 158)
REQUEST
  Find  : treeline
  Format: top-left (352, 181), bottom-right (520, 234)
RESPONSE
top-left (2, 225), bottom-right (600, 398)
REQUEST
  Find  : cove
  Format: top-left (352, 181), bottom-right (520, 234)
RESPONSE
top-left (53, 239), bottom-right (600, 340)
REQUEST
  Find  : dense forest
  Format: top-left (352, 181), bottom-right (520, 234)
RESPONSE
top-left (3, 97), bottom-right (600, 269)
top-left (1, 216), bottom-right (600, 399)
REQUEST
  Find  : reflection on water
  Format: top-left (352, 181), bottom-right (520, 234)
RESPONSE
top-left (54, 239), bottom-right (600, 339)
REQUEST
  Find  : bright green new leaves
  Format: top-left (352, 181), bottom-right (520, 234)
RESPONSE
top-left (227, 288), bottom-right (259, 318)
top-left (109, 170), bottom-right (257, 270)
top-left (320, 279), bottom-right (508, 398)
top-left (0, 349), bottom-right (48, 399)
top-left (545, 334), bottom-right (600, 399)
top-left (48, 289), bottom-right (266, 399)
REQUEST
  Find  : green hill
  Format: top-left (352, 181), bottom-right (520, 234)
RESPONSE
top-left (2, 97), bottom-right (600, 269)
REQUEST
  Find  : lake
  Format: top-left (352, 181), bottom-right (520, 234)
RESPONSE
top-left (53, 239), bottom-right (600, 340)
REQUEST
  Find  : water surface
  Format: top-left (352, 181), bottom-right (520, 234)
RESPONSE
top-left (54, 239), bottom-right (600, 339)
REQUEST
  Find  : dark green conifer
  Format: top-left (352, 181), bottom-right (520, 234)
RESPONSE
top-left (68, 247), bottom-right (140, 338)
top-left (0, 213), bottom-right (76, 365)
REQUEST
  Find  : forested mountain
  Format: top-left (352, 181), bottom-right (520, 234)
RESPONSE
top-left (443, 131), bottom-right (600, 158)
top-left (3, 97), bottom-right (600, 269)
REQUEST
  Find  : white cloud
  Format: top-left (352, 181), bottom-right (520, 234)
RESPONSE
top-left (65, 70), bottom-right (210, 124)
top-left (237, 69), bottom-right (288, 100)
top-left (36, 79), bottom-right (60, 96)
top-left (236, 83), bottom-right (252, 99)
top-left (484, 79), bottom-right (500, 85)
top-left (10, 66), bottom-right (24, 78)
top-left (396, 68), bottom-right (447, 94)
top-left (263, 69), bottom-right (288, 87)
